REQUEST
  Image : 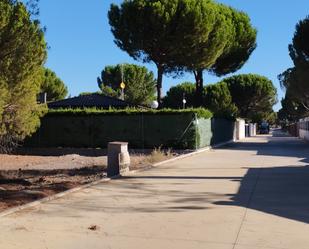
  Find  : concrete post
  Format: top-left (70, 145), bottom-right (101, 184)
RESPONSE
top-left (249, 123), bottom-right (257, 137)
top-left (236, 119), bottom-right (245, 140)
top-left (107, 142), bottom-right (130, 177)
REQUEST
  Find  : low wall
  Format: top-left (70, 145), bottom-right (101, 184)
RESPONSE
top-left (287, 123), bottom-right (299, 137)
top-left (245, 123), bottom-right (257, 137)
top-left (299, 119), bottom-right (309, 140)
top-left (235, 119), bottom-right (245, 140)
top-left (299, 129), bottom-right (309, 140)
top-left (25, 112), bottom-right (236, 150)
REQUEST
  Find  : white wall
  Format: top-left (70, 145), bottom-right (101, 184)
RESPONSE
top-left (298, 117), bottom-right (309, 141)
top-left (249, 123), bottom-right (257, 137)
top-left (235, 119), bottom-right (245, 140)
top-left (299, 129), bottom-right (309, 141)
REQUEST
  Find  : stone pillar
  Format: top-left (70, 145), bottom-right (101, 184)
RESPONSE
top-left (249, 123), bottom-right (257, 137)
top-left (107, 142), bottom-right (130, 177)
top-left (236, 119), bottom-right (245, 140)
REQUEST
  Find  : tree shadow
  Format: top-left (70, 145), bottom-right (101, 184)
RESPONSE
top-left (221, 129), bottom-right (309, 163)
top-left (214, 165), bottom-right (309, 224)
top-left (0, 166), bottom-right (106, 179)
top-left (0, 166), bottom-right (106, 211)
top-left (11, 147), bottom-right (170, 157)
top-left (12, 147), bottom-right (108, 157)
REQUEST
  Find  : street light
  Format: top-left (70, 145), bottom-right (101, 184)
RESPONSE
top-left (120, 64), bottom-right (125, 100)
top-left (150, 100), bottom-right (159, 109)
top-left (120, 81), bottom-right (125, 100)
top-left (182, 93), bottom-right (187, 109)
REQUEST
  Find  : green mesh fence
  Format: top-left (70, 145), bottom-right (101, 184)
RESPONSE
top-left (25, 113), bottom-right (235, 150)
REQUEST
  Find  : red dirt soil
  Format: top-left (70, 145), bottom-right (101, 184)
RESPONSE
top-left (0, 148), bottom-right (172, 212)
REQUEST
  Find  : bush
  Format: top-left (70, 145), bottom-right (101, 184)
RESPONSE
top-left (47, 107), bottom-right (213, 119)
top-left (26, 108), bottom-right (213, 149)
top-left (162, 82), bottom-right (196, 108)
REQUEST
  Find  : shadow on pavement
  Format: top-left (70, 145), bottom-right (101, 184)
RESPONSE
top-left (214, 165), bottom-right (309, 224)
top-left (222, 129), bottom-right (309, 164)
top-left (216, 130), bottom-right (309, 223)
top-left (117, 130), bottom-right (309, 223)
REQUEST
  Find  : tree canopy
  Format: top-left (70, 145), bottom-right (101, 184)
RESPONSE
top-left (163, 81), bottom-right (237, 118)
top-left (97, 64), bottom-right (156, 105)
top-left (221, 74), bottom-right (277, 122)
top-left (204, 82), bottom-right (238, 118)
top-left (278, 90), bottom-right (308, 122)
top-left (108, 0), bottom-right (181, 105)
top-left (279, 16), bottom-right (309, 110)
top-left (0, 0), bottom-right (47, 151)
top-left (182, 5), bottom-right (257, 105)
top-left (209, 8), bottom-right (257, 76)
top-left (41, 68), bottom-right (68, 101)
top-left (108, 0), bottom-right (257, 106)
top-left (162, 82), bottom-right (196, 109)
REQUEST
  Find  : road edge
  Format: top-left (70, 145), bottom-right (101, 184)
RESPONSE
top-left (0, 139), bottom-right (235, 218)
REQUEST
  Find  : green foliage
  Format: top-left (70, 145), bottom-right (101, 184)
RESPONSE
top-left (108, 0), bottom-right (256, 106)
top-left (79, 91), bottom-right (101, 96)
top-left (41, 68), bottom-right (68, 101)
top-left (289, 16), bottom-right (309, 66)
top-left (265, 111), bottom-right (277, 125)
top-left (221, 74), bottom-right (277, 122)
top-left (0, 0), bottom-right (47, 151)
top-left (163, 81), bottom-right (237, 119)
top-left (279, 16), bottom-right (309, 109)
top-left (97, 64), bottom-right (156, 105)
top-left (168, 2), bottom-right (257, 105)
top-left (209, 8), bottom-right (257, 76)
top-left (26, 109), bottom-right (235, 150)
top-left (162, 82), bottom-right (196, 108)
top-left (108, 0), bottom-right (183, 104)
top-left (179, 1), bottom-right (232, 71)
top-left (204, 83), bottom-right (238, 118)
top-left (47, 107), bottom-right (213, 119)
top-left (278, 91), bottom-right (308, 122)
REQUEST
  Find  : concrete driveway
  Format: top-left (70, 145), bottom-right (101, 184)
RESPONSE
top-left (1, 131), bottom-right (309, 249)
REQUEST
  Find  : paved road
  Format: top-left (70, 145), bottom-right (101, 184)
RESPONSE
top-left (1, 131), bottom-right (309, 249)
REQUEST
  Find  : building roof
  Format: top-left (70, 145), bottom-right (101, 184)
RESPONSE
top-left (48, 94), bottom-right (136, 109)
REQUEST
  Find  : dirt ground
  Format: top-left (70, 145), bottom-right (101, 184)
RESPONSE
top-left (0, 148), bottom-right (175, 212)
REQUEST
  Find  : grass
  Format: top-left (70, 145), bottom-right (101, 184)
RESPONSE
top-left (148, 146), bottom-right (173, 164)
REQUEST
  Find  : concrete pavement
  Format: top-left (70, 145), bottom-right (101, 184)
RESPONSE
top-left (1, 131), bottom-right (309, 249)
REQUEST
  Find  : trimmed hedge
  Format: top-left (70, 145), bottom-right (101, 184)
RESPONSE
top-left (25, 108), bottom-right (235, 149)
top-left (47, 107), bottom-right (213, 119)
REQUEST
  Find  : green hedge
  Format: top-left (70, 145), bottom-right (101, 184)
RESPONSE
top-left (47, 107), bottom-right (213, 119)
top-left (25, 108), bottom-right (235, 149)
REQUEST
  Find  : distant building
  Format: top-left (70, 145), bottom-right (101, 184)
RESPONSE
top-left (48, 93), bottom-right (138, 109)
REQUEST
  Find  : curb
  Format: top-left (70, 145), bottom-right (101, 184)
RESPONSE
top-left (154, 139), bottom-right (234, 166)
top-left (0, 177), bottom-right (113, 218)
top-left (124, 139), bottom-right (235, 175)
top-left (0, 139), bottom-right (235, 218)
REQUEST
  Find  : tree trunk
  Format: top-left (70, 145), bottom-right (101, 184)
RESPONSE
top-left (194, 69), bottom-right (204, 107)
top-left (156, 66), bottom-right (164, 108)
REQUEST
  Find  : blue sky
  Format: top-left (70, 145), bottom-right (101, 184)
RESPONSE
top-left (39, 0), bottom-right (309, 111)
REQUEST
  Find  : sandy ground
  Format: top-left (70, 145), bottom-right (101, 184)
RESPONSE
top-left (0, 148), bottom-right (175, 212)
top-left (0, 154), bottom-right (106, 171)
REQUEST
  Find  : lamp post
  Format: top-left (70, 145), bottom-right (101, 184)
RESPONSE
top-left (182, 93), bottom-right (187, 109)
top-left (120, 64), bottom-right (125, 100)
top-left (120, 82), bottom-right (125, 100)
